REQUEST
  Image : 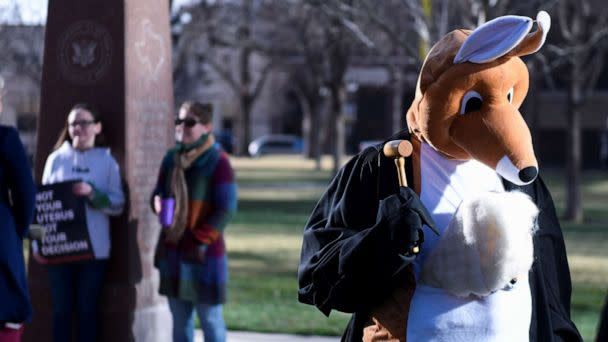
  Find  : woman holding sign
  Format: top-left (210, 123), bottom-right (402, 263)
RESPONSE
top-left (0, 77), bottom-right (36, 342)
top-left (151, 101), bottom-right (237, 342)
top-left (41, 103), bottom-right (125, 342)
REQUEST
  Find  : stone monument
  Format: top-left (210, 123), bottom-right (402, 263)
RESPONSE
top-left (25, 1), bottom-right (174, 341)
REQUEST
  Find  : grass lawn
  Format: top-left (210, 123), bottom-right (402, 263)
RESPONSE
top-left (543, 170), bottom-right (608, 340)
top-left (224, 156), bottom-right (350, 336)
top-left (225, 155), bottom-right (608, 340)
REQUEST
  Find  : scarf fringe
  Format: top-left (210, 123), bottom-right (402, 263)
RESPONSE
top-left (164, 135), bottom-right (215, 243)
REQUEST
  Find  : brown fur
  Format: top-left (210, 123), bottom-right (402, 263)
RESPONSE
top-left (365, 267), bottom-right (416, 341)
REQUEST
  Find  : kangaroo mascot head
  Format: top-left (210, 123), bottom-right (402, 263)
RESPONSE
top-left (406, 11), bottom-right (550, 185)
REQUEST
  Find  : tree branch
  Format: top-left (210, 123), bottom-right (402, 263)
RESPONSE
top-left (339, 16), bottom-right (375, 48)
top-left (583, 50), bottom-right (607, 96)
top-left (251, 60), bottom-right (273, 100)
top-left (533, 52), bottom-right (557, 89)
top-left (204, 53), bottom-right (240, 93)
top-left (557, 1), bottom-right (574, 41)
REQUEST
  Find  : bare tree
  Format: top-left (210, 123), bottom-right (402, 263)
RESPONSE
top-left (318, 2), bottom-right (351, 173)
top-left (172, 0), bottom-right (277, 155)
top-left (341, 0), bottom-right (443, 133)
top-left (0, 24), bottom-right (44, 84)
top-left (0, 1), bottom-right (44, 84)
top-left (305, 0), bottom-right (379, 174)
top-left (0, 2), bottom-right (44, 141)
top-left (261, 0), bottom-right (372, 172)
top-left (544, 0), bottom-right (608, 222)
top-left (272, 1), bottom-right (327, 169)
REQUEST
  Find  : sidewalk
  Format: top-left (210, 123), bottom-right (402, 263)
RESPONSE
top-left (195, 330), bottom-right (340, 341)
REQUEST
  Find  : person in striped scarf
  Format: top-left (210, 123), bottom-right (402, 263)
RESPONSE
top-left (151, 101), bottom-right (237, 342)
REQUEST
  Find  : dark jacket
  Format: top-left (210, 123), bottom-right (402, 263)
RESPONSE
top-left (298, 130), bottom-right (581, 342)
top-left (0, 125), bottom-right (36, 323)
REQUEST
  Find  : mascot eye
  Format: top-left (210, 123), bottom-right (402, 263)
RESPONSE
top-left (459, 90), bottom-right (483, 115)
top-left (507, 87), bottom-right (514, 103)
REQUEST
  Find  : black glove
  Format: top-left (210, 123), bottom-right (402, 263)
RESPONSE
top-left (377, 187), bottom-right (438, 255)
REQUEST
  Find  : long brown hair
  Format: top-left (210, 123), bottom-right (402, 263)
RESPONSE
top-left (52, 103), bottom-right (107, 151)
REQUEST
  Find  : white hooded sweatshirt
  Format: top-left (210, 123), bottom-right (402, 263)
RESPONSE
top-left (42, 142), bottom-right (125, 259)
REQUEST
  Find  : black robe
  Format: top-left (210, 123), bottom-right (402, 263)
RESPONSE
top-left (596, 294), bottom-right (608, 342)
top-left (297, 130), bottom-right (582, 342)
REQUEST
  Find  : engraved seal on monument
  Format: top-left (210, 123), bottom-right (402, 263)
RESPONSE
top-left (57, 20), bottom-right (113, 85)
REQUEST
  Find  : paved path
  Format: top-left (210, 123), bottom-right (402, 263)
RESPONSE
top-left (195, 330), bottom-right (340, 342)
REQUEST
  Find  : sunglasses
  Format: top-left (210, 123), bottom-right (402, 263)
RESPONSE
top-left (174, 117), bottom-right (200, 128)
top-left (68, 120), bottom-right (96, 128)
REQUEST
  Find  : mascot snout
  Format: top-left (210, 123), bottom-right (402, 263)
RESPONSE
top-left (497, 156), bottom-right (538, 185)
top-left (449, 103), bottom-right (539, 186)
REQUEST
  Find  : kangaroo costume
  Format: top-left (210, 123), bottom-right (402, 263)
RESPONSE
top-left (298, 11), bottom-right (581, 342)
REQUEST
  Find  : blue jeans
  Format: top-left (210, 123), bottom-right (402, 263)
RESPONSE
top-left (168, 297), bottom-right (226, 342)
top-left (47, 259), bottom-right (107, 342)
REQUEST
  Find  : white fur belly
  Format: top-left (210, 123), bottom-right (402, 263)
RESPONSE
top-left (409, 143), bottom-right (536, 340)
top-left (420, 191), bottom-right (537, 297)
top-left (406, 280), bottom-right (532, 342)
top-left (406, 191), bottom-right (536, 341)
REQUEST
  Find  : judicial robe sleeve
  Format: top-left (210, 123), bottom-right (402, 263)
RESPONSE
top-left (297, 147), bottom-right (416, 316)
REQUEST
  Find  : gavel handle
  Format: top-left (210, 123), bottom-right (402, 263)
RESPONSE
top-left (395, 157), bottom-right (408, 187)
top-left (395, 159), bottom-right (420, 255)
top-left (383, 139), bottom-right (419, 255)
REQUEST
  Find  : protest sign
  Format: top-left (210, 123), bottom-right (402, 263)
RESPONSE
top-left (32, 180), bottom-right (94, 264)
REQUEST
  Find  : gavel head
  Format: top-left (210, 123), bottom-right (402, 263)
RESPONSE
top-left (383, 139), bottom-right (412, 188)
top-left (383, 140), bottom-right (413, 159)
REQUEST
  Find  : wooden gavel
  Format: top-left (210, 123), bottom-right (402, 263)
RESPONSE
top-left (383, 139), bottom-right (419, 254)
top-left (382, 140), bottom-right (413, 187)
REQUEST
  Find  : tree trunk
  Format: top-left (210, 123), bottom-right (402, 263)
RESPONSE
top-left (565, 82), bottom-right (583, 223)
top-left (239, 94), bottom-right (253, 156)
top-left (330, 85), bottom-right (345, 175)
top-left (523, 61), bottom-right (541, 144)
top-left (235, 45), bottom-right (252, 156)
top-left (309, 101), bottom-right (322, 170)
top-left (391, 73), bottom-right (405, 133)
top-left (298, 89), bottom-right (322, 170)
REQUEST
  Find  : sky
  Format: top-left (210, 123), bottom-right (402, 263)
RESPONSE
top-left (0, 0), bottom-right (199, 24)
top-left (0, 0), bottom-right (47, 24)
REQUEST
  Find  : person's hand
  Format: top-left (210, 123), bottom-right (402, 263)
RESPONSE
top-left (377, 187), bottom-right (438, 255)
top-left (183, 244), bottom-right (208, 263)
top-left (179, 230), bottom-right (208, 263)
top-left (153, 195), bottom-right (162, 215)
top-left (73, 182), bottom-right (94, 198)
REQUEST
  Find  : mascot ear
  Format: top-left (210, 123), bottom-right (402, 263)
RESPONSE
top-left (454, 11), bottom-right (551, 64)
top-left (454, 15), bottom-right (533, 64)
top-left (506, 11), bottom-right (551, 57)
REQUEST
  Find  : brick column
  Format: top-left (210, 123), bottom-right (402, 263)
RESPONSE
top-left (26, 1), bottom-right (173, 341)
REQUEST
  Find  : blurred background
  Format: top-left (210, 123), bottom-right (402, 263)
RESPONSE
top-left (1, 0), bottom-right (607, 340)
